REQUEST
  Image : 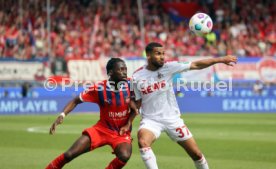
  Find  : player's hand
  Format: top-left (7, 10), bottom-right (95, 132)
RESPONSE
top-left (221, 55), bottom-right (237, 66)
top-left (49, 115), bottom-right (64, 135)
top-left (134, 108), bottom-right (139, 115)
top-left (119, 123), bottom-right (130, 136)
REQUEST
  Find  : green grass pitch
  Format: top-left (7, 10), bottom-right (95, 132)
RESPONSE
top-left (0, 113), bottom-right (275, 169)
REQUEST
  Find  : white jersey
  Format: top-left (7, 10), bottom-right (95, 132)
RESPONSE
top-left (132, 61), bottom-right (191, 121)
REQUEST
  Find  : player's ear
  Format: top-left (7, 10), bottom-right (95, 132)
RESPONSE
top-left (108, 70), bottom-right (113, 76)
top-left (146, 53), bottom-right (151, 60)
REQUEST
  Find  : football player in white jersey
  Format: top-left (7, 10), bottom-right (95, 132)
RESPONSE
top-left (132, 42), bottom-right (237, 169)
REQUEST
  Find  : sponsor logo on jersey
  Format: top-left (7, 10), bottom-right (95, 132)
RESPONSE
top-left (104, 98), bottom-right (112, 105)
top-left (140, 80), bottom-right (167, 95)
top-left (108, 110), bottom-right (129, 118)
top-left (157, 72), bottom-right (164, 79)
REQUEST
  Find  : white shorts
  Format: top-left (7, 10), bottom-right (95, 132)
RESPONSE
top-left (138, 118), bottom-right (193, 142)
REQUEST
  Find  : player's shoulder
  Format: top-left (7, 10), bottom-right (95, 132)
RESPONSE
top-left (164, 61), bottom-right (178, 66)
top-left (164, 61), bottom-right (191, 68)
top-left (125, 78), bottom-right (132, 84)
top-left (133, 65), bottom-right (146, 77)
top-left (133, 66), bottom-right (145, 74)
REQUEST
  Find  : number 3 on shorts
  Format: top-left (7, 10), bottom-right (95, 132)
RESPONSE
top-left (176, 125), bottom-right (190, 138)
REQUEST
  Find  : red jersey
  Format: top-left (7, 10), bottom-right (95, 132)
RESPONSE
top-left (80, 79), bottom-right (132, 132)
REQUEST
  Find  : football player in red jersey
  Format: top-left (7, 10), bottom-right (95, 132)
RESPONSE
top-left (46, 58), bottom-right (138, 169)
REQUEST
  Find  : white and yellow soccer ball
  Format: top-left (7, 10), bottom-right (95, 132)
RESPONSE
top-left (189, 13), bottom-right (213, 36)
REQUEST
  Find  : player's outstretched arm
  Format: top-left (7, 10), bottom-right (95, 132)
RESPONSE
top-left (119, 100), bottom-right (140, 136)
top-left (49, 96), bottom-right (83, 135)
top-left (190, 55), bottom-right (237, 70)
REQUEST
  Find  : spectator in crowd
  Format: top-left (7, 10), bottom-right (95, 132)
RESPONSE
top-left (0, 0), bottom-right (275, 60)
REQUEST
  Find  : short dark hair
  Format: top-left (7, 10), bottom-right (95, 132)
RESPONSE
top-left (145, 42), bottom-right (163, 55)
top-left (106, 58), bottom-right (124, 75)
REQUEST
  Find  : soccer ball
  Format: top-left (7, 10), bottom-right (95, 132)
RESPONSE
top-left (189, 13), bottom-right (213, 35)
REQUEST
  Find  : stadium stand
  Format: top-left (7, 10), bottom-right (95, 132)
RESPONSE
top-left (0, 0), bottom-right (275, 60)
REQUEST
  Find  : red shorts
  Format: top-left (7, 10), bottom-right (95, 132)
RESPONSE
top-left (82, 123), bottom-right (132, 150)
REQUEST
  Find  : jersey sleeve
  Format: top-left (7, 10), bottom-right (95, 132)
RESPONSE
top-left (167, 61), bottom-right (191, 75)
top-left (79, 85), bottom-right (99, 103)
top-left (132, 76), bottom-right (142, 101)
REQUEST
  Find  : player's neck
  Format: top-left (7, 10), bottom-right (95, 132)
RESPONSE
top-left (146, 64), bottom-right (159, 71)
top-left (108, 79), bottom-right (119, 90)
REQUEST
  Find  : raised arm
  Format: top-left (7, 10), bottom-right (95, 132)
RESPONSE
top-left (49, 96), bottom-right (83, 135)
top-left (190, 55), bottom-right (237, 70)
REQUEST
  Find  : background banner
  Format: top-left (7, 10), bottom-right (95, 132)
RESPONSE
top-left (214, 57), bottom-right (276, 82)
top-left (1, 57), bottom-right (275, 114)
top-left (0, 61), bottom-right (51, 81)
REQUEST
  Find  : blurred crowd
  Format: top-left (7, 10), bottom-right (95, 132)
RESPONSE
top-left (0, 0), bottom-right (275, 60)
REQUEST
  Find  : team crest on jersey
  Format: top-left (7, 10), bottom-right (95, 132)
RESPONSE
top-left (157, 72), bottom-right (164, 79)
top-left (104, 98), bottom-right (112, 105)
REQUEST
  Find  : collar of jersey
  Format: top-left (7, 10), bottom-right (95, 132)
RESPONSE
top-left (106, 80), bottom-right (125, 92)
